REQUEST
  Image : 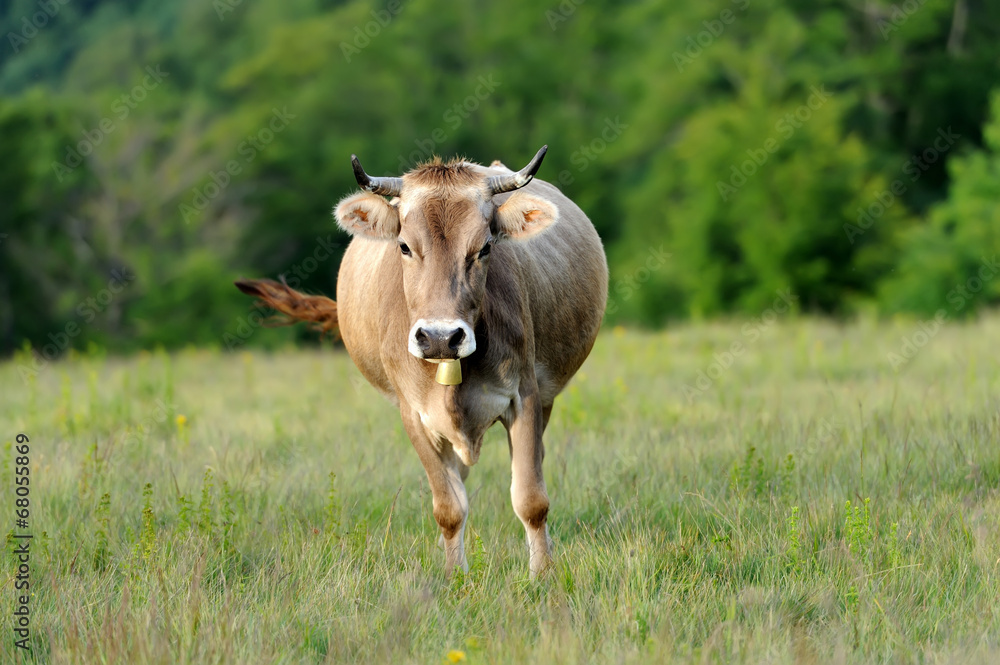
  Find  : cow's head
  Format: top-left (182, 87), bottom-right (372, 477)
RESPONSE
top-left (334, 146), bottom-right (558, 361)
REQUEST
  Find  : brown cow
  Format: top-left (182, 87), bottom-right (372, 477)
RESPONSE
top-left (236, 146), bottom-right (607, 577)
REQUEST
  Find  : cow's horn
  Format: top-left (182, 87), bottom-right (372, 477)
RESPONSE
top-left (487, 145), bottom-right (548, 195)
top-left (351, 154), bottom-right (403, 197)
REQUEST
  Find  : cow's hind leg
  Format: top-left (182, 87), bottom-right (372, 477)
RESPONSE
top-left (504, 389), bottom-right (552, 578)
top-left (401, 409), bottom-right (469, 575)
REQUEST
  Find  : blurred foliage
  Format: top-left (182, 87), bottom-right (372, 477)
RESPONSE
top-left (878, 91), bottom-right (1000, 316)
top-left (0, 0), bottom-right (998, 354)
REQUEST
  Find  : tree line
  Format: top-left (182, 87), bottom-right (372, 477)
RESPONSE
top-left (1, 0), bottom-right (999, 355)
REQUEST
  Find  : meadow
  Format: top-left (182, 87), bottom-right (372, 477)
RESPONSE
top-left (1, 315), bottom-right (999, 664)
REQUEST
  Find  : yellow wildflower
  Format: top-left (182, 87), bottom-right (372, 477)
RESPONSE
top-left (445, 650), bottom-right (466, 663)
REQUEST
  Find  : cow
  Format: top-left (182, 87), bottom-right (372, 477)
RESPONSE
top-left (235, 146), bottom-right (608, 578)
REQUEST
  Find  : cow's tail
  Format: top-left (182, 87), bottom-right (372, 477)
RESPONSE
top-left (234, 277), bottom-right (339, 338)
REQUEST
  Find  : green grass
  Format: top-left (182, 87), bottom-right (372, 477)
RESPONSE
top-left (2, 315), bottom-right (1000, 664)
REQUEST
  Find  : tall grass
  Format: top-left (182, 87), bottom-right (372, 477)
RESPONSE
top-left (1, 315), bottom-right (999, 664)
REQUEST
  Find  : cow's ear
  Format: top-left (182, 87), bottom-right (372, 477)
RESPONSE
top-left (335, 192), bottom-right (400, 239)
top-left (494, 193), bottom-right (559, 240)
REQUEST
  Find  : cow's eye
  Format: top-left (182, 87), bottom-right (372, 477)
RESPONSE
top-left (399, 242), bottom-right (411, 257)
top-left (478, 242), bottom-right (491, 259)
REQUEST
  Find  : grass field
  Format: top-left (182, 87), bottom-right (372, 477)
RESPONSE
top-left (1, 314), bottom-right (999, 664)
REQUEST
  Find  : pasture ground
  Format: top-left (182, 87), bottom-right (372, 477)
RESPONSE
top-left (1, 315), bottom-right (999, 664)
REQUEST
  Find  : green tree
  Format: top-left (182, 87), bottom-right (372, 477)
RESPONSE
top-left (878, 91), bottom-right (1000, 317)
top-left (0, 93), bottom-right (98, 354)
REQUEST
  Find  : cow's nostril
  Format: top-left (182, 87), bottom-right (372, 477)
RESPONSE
top-left (415, 328), bottom-right (430, 349)
top-left (447, 328), bottom-right (465, 350)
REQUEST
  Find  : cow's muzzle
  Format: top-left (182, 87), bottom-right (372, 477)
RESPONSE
top-left (408, 319), bottom-right (477, 361)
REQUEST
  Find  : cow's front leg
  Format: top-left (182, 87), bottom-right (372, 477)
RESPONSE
top-left (505, 389), bottom-right (552, 578)
top-left (401, 409), bottom-right (469, 575)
